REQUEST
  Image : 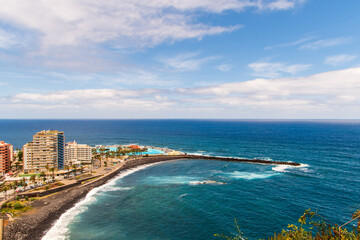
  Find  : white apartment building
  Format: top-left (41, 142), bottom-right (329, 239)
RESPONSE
top-left (23, 130), bottom-right (65, 173)
top-left (65, 141), bottom-right (92, 165)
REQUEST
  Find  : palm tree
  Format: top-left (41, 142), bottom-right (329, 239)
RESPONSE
top-left (72, 164), bottom-right (77, 175)
top-left (49, 168), bottom-right (55, 179)
top-left (15, 162), bottom-right (20, 171)
top-left (2, 186), bottom-right (9, 200)
top-left (12, 182), bottom-right (18, 198)
top-left (45, 164), bottom-right (49, 177)
top-left (20, 178), bottom-right (25, 187)
top-left (17, 150), bottom-right (23, 162)
top-left (30, 175), bottom-right (36, 187)
top-left (40, 171), bottom-right (46, 183)
top-left (65, 165), bottom-right (70, 177)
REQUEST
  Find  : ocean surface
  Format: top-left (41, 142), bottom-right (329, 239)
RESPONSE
top-left (1, 119), bottom-right (360, 239)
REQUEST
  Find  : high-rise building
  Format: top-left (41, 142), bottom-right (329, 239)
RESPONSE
top-left (23, 130), bottom-right (65, 173)
top-left (0, 141), bottom-right (13, 174)
top-left (65, 141), bottom-right (92, 165)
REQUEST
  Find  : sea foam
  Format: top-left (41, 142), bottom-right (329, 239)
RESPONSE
top-left (224, 171), bottom-right (279, 180)
top-left (272, 163), bottom-right (310, 173)
top-left (42, 162), bottom-right (162, 240)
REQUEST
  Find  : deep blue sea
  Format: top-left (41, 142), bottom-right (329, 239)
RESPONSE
top-left (1, 120), bottom-right (360, 239)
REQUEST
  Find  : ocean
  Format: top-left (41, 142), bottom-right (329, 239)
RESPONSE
top-left (1, 119), bottom-right (359, 239)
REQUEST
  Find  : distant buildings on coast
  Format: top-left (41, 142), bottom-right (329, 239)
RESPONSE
top-left (0, 130), bottom-right (92, 175)
top-left (0, 141), bottom-right (13, 174)
top-left (65, 141), bottom-right (92, 166)
top-left (23, 130), bottom-right (65, 173)
top-left (1, 129), bottom-right (179, 176)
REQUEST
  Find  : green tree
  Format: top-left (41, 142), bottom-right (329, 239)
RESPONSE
top-left (2, 186), bottom-right (9, 200)
top-left (65, 165), bottom-right (70, 177)
top-left (49, 167), bottom-right (55, 179)
top-left (17, 150), bottom-right (23, 161)
top-left (72, 164), bottom-right (77, 175)
top-left (30, 174), bottom-right (36, 184)
top-left (39, 171), bottom-right (46, 182)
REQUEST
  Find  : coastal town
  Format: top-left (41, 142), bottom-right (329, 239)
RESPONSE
top-left (0, 129), bottom-right (185, 238)
top-left (0, 130), bottom-right (301, 239)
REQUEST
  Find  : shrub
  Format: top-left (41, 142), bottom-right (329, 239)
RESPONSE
top-left (16, 196), bottom-right (20, 201)
top-left (30, 198), bottom-right (36, 201)
top-left (13, 202), bottom-right (24, 209)
top-left (2, 203), bottom-right (7, 208)
top-left (215, 209), bottom-right (360, 240)
top-left (25, 196), bottom-right (29, 201)
top-left (45, 186), bottom-right (49, 190)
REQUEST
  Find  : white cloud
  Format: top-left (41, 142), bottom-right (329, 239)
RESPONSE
top-left (0, 29), bottom-right (16, 49)
top-left (0, 0), bottom-right (303, 49)
top-left (217, 64), bottom-right (233, 72)
top-left (248, 61), bottom-right (311, 78)
top-left (179, 67), bottom-right (360, 113)
top-left (3, 67), bottom-right (360, 118)
top-left (324, 54), bottom-right (357, 66)
top-left (0, 28), bottom-right (30, 49)
top-left (265, 36), bottom-right (314, 50)
top-left (300, 37), bottom-right (352, 50)
top-left (160, 52), bottom-right (217, 71)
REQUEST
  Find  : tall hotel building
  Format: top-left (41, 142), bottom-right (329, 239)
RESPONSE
top-left (65, 141), bottom-right (92, 165)
top-left (23, 130), bottom-right (65, 173)
top-left (0, 141), bottom-right (13, 174)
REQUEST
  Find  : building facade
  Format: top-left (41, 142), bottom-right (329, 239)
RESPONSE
top-left (23, 130), bottom-right (65, 173)
top-left (0, 141), bottom-right (13, 174)
top-left (65, 141), bottom-right (92, 165)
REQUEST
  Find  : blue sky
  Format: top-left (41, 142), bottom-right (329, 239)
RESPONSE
top-left (0, 0), bottom-right (359, 119)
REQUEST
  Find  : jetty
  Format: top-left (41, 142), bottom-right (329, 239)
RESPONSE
top-left (183, 154), bottom-right (301, 166)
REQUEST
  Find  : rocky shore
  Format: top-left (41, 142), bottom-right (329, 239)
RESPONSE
top-left (4, 155), bottom-right (300, 239)
top-left (4, 156), bottom-right (183, 240)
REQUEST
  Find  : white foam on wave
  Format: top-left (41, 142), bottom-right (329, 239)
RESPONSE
top-left (186, 152), bottom-right (205, 156)
top-left (99, 186), bottom-right (133, 192)
top-left (42, 162), bottom-right (162, 240)
top-left (225, 171), bottom-right (279, 180)
top-left (272, 163), bottom-right (310, 173)
top-left (178, 193), bottom-right (188, 199)
top-left (145, 175), bottom-right (200, 185)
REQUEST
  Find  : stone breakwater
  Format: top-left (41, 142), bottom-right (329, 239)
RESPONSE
top-left (185, 155), bottom-right (301, 166)
top-left (4, 155), bottom-right (299, 240)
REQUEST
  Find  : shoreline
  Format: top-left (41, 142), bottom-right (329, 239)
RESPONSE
top-left (4, 155), bottom-right (300, 239)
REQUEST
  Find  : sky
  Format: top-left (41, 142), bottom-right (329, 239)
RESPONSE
top-left (0, 0), bottom-right (359, 119)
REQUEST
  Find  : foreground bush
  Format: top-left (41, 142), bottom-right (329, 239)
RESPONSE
top-left (215, 209), bottom-right (360, 239)
top-left (13, 202), bottom-right (24, 209)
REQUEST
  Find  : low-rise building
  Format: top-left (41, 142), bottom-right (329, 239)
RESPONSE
top-left (65, 141), bottom-right (92, 165)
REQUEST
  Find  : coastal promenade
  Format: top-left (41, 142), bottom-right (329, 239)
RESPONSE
top-left (4, 155), bottom-right (300, 240)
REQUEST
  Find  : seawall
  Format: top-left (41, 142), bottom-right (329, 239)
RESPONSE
top-left (185, 155), bottom-right (301, 166)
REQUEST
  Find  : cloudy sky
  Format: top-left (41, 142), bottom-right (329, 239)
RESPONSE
top-left (0, 0), bottom-right (359, 119)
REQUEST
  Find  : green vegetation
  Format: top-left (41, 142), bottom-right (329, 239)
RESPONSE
top-left (215, 209), bottom-right (360, 240)
top-left (1, 200), bottom-right (32, 216)
top-left (13, 202), bottom-right (24, 209)
top-left (19, 173), bottom-right (39, 177)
